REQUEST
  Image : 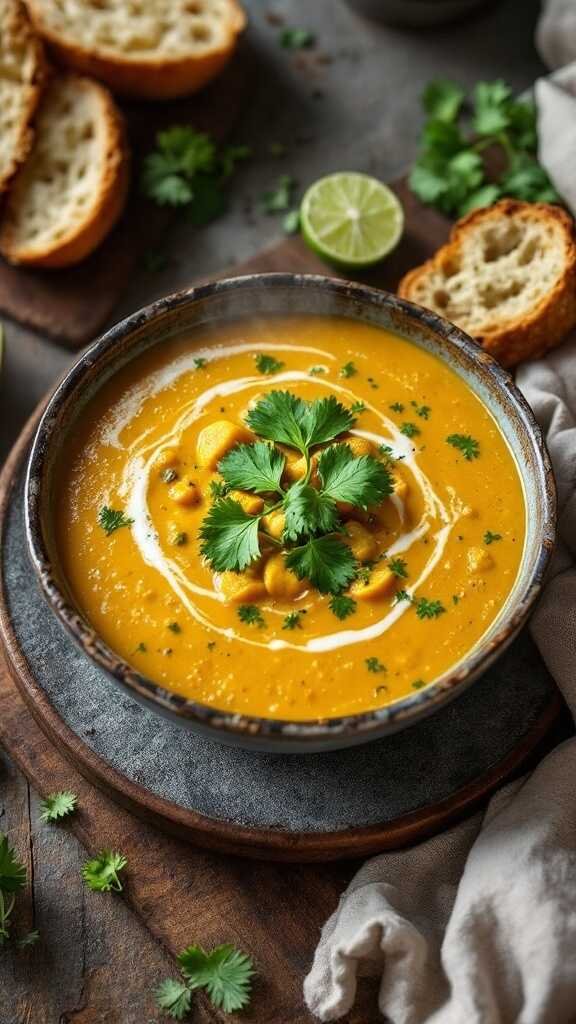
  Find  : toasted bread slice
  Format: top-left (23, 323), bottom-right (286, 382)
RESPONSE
top-left (0, 74), bottom-right (129, 269)
top-left (0, 0), bottom-right (46, 194)
top-left (398, 199), bottom-right (576, 367)
top-left (23, 0), bottom-right (246, 100)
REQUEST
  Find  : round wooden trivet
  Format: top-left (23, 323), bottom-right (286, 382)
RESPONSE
top-left (0, 412), bottom-right (561, 862)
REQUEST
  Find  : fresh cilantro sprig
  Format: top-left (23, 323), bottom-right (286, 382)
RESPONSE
top-left (218, 442), bottom-right (285, 495)
top-left (484, 530), bottom-right (502, 544)
top-left (40, 791), bottom-right (78, 823)
top-left (255, 353), bottom-right (285, 375)
top-left (82, 850), bottom-right (127, 893)
top-left (410, 78), bottom-right (560, 217)
top-left (285, 536), bottom-right (357, 595)
top-left (329, 594), bottom-right (357, 620)
top-left (246, 391), bottom-right (354, 456)
top-left (446, 434), bottom-right (480, 460)
top-left (0, 834), bottom-right (27, 945)
top-left (157, 944), bottom-right (255, 1019)
top-left (98, 506), bottom-right (134, 535)
top-left (142, 126), bottom-right (250, 224)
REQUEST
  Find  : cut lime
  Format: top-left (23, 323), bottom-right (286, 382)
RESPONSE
top-left (300, 172), bottom-right (404, 269)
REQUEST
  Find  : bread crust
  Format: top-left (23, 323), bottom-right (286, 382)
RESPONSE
top-left (23, 0), bottom-right (246, 99)
top-left (0, 75), bottom-right (130, 268)
top-left (0, 0), bottom-right (47, 193)
top-left (398, 199), bottom-right (576, 367)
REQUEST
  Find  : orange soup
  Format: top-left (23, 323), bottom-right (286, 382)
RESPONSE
top-left (55, 316), bottom-right (526, 720)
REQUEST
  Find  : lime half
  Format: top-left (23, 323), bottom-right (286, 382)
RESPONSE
top-left (300, 172), bottom-right (404, 269)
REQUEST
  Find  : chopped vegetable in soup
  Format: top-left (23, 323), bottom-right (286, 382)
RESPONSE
top-left (54, 316), bottom-right (525, 720)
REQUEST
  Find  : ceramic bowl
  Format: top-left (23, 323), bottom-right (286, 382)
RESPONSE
top-left (25, 274), bottom-right (556, 752)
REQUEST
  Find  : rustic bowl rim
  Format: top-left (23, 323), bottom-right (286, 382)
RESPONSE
top-left (24, 273), bottom-right (557, 749)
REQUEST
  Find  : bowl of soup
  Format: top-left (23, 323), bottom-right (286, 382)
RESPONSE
top-left (25, 274), bottom-right (556, 751)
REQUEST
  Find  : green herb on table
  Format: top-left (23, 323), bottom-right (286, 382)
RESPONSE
top-left (280, 27), bottom-right (315, 49)
top-left (18, 929), bottom-right (40, 948)
top-left (168, 622), bottom-right (182, 634)
top-left (282, 609), bottom-right (307, 630)
top-left (255, 353), bottom-right (285, 375)
top-left (388, 557), bottom-right (408, 579)
top-left (261, 174), bottom-right (296, 213)
top-left (0, 833), bottom-right (27, 944)
top-left (98, 507), bottom-right (134, 536)
top-left (484, 530), bottom-right (502, 545)
top-left (82, 850), bottom-right (127, 893)
top-left (414, 597), bottom-right (446, 620)
top-left (141, 126), bottom-right (250, 225)
top-left (156, 943), bottom-right (255, 1019)
top-left (365, 656), bottom-right (386, 673)
top-left (340, 361), bottom-right (357, 378)
top-left (237, 604), bottom-right (266, 627)
top-left (411, 401), bottom-right (431, 419)
top-left (329, 594), bottom-right (357, 620)
top-left (40, 791), bottom-right (78, 823)
top-left (400, 422), bottom-right (420, 439)
top-left (200, 392), bottom-right (392, 595)
top-left (389, 402), bottom-right (404, 413)
top-left (283, 209), bottom-right (301, 234)
top-left (446, 434), bottom-right (480, 460)
top-left (410, 77), bottom-right (560, 217)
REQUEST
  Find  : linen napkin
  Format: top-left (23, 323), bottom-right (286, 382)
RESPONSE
top-left (304, 34), bottom-right (576, 1024)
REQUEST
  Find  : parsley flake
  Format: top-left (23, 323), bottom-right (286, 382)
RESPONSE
top-left (414, 597), bottom-right (446, 620)
top-left (412, 679), bottom-right (426, 690)
top-left (400, 422), bottom-right (421, 439)
top-left (389, 402), bottom-right (404, 413)
top-left (329, 594), bottom-right (357, 620)
top-left (484, 530), bottom-right (502, 545)
top-left (280, 27), bottom-right (315, 49)
top-left (255, 353), bottom-right (285, 375)
top-left (388, 557), bottom-right (408, 578)
top-left (237, 604), bottom-right (265, 627)
top-left (411, 401), bottom-right (431, 419)
top-left (446, 434), bottom-right (480, 460)
top-left (365, 657), bottom-right (386, 673)
top-left (173, 531), bottom-right (188, 546)
top-left (309, 365), bottom-right (326, 376)
top-left (98, 506), bottom-right (134, 536)
top-left (193, 356), bottom-right (207, 369)
top-left (340, 361), bottom-right (357, 378)
top-left (282, 609), bottom-right (307, 630)
top-left (40, 791), bottom-right (78, 823)
top-left (168, 622), bottom-right (182, 634)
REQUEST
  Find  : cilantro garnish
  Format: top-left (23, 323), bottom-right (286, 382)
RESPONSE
top-left (389, 402), bottom-right (404, 413)
top-left (98, 506), bottom-right (134, 536)
top-left (395, 589), bottom-right (412, 604)
top-left (255, 353), bottom-right (285, 375)
top-left (219, 442), bottom-right (285, 495)
top-left (340, 361), bottom-right (357, 378)
top-left (193, 356), bottom-right (207, 369)
top-left (285, 536), bottom-right (357, 595)
top-left (179, 944), bottom-right (255, 1013)
top-left (282, 610), bottom-right (307, 630)
top-left (261, 174), bottom-right (296, 213)
top-left (409, 77), bottom-right (559, 217)
top-left (412, 679), bottom-right (426, 690)
top-left (317, 444), bottom-right (393, 508)
top-left (365, 657), bottom-right (386, 673)
top-left (200, 498), bottom-right (261, 572)
top-left (309, 365), bottom-right (326, 376)
top-left (280, 27), bottom-right (315, 49)
top-left (283, 482), bottom-right (339, 541)
top-left (82, 850), bottom-right (127, 893)
top-left (414, 597), bottom-right (446, 620)
top-left (484, 530), bottom-right (502, 544)
top-left (350, 400), bottom-right (366, 416)
top-left (246, 391), bottom-right (354, 455)
top-left (446, 434), bottom-right (480, 460)
top-left (388, 557), bottom-right (408, 578)
top-left (40, 791), bottom-right (77, 823)
top-left (209, 479), bottom-right (228, 501)
top-left (283, 209), bottom-right (301, 234)
top-left (168, 622), bottom-right (182, 634)
top-left (0, 834), bottom-right (26, 944)
top-left (329, 594), bottom-right (357, 620)
top-left (411, 401), bottom-right (431, 419)
top-left (237, 604), bottom-right (265, 627)
top-left (141, 126), bottom-right (249, 222)
top-left (400, 422), bottom-right (420, 439)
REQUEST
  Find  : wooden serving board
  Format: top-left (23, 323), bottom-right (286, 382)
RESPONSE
top-left (0, 50), bottom-right (251, 348)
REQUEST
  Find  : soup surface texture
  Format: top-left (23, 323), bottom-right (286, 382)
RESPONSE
top-left (55, 316), bottom-right (525, 720)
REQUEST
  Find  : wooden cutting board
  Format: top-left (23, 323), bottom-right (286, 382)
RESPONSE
top-left (0, 50), bottom-right (251, 348)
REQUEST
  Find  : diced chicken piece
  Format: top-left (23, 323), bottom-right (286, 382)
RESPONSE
top-left (229, 490), bottom-right (264, 515)
top-left (467, 547), bottom-right (494, 574)
top-left (196, 421), bottom-right (253, 469)
top-left (153, 446), bottom-right (180, 471)
top-left (217, 571), bottom-right (267, 603)
top-left (349, 567), bottom-right (396, 601)
top-left (264, 553), bottom-right (307, 599)
top-left (342, 521), bottom-right (378, 562)
top-left (168, 479), bottom-right (201, 507)
top-left (261, 510), bottom-right (286, 539)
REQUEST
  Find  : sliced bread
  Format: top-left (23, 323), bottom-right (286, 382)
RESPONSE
top-left (23, 0), bottom-right (246, 100)
top-left (398, 199), bottom-right (576, 367)
top-left (0, 73), bottom-right (129, 268)
top-left (0, 0), bottom-right (46, 193)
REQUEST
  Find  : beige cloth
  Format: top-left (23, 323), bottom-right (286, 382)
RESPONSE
top-left (304, 44), bottom-right (576, 1024)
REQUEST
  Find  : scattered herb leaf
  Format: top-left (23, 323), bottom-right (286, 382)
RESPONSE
top-left (446, 434), bottom-right (480, 460)
top-left (40, 791), bottom-right (78, 823)
top-left (98, 507), bottom-right (134, 536)
top-left (82, 850), bottom-right (127, 893)
top-left (340, 361), bottom-right (357, 378)
top-left (155, 978), bottom-right (193, 1020)
top-left (261, 174), bottom-right (296, 213)
top-left (237, 604), bottom-right (265, 627)
top-left (484, 530), bottom-right (502, 544)
top-left (282, 610), bottom-right (307, 630)
top-left (178, 944), bottom-right (255, 1013)
top-left (329, 594), bottom-right (357, 620)
top-left (400, 422), bottom-right (420, 439)
top-left (255, 353), bottom-right (285, 375)
top-left (388, 557), bottom-right (408, 579)
top-left (389, 402), bottom-right (404, 413)
top-left (414, 597), bottom-right (446, 620)
top-left (280, 27), bottom-right (315, 49)
top-left (365, 656), bottom-right (386, 673)
top-left (168, 622), bottom-right (182, 634)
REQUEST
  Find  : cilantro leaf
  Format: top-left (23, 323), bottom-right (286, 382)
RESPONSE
top-left (446, 434), bottom-right (480, 460)
top-left (366, 656), bottom-right (386, 673)
top-left (400, 422), bottom-right (420, 439)
top-left (460, 183), bottom-right (501, 215)
top-left (209, 479), bottom-right (228, 500)
top-left (280, 27), bottom-right (315, 49)
top-left (237, 605), bottom-right (265, 627)
top-left (219, 143), bottom-right (251, 179)
top-left (283, 209), bottom-right (301, 234)
top-left (282, 610), bottom-right (307, 630)
top-left (261, 174), bottom-right (296, 213)
top-left (473, 80), bottom-right (512, 136)
top-left (285, 536), bottom-right (357, 595)
top-left (18, 929), bottom-right (40, 949)
top-left (200, 498), bottom-right (261, 572)
top-left (484, 530), bottom-right (502, 544)
top-left (414, 597), bottom-right (446, 620)
top-left (500, 152), bottom-right (560, 204)
top-left (178, 944), bottom-right (255, 1013)
top-left (82, 850), bottom-right (127, 893)
top-left (317, 444), bottom-right (393, 508)
top-left (283, 482), bottom-right (338, 541)
top-left (98, 507), bottom-right (133, 536)
top-left (340, 361), bottom-right (357, 378)
top-left (388, 557), bottom-right (408, 578)
top-left (155, 978), bottom-right (193, 1020)
top-left (40, 791), bottom-right (78, 823)
top-left (255, 353), bottom-right (285, 375)
top-left (422, 79), bottom-right (465, 122)
top-left (246, 392), bottom-right (353, 454)
top-left (0, 834), bottom-right (26, 894)
top-left (142, 128), bottom-right (216, 206)
top-left (329, 594), bottom-right (357, 620)
top-left (218, 442), bottom-right (285, 495)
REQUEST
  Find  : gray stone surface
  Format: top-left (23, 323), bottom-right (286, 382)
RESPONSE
top-left (4, 468), bottom-right (555, 833)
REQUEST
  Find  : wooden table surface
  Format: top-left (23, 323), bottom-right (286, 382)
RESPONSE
top-left (0, 1), bottom-right (545, 1019)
